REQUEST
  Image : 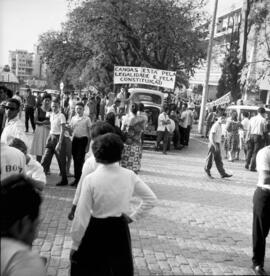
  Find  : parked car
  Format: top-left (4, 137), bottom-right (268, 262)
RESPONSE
top-left (127, 88), bottom-right (164, 140)
top-left (226, 105), bottom-right (270, 120)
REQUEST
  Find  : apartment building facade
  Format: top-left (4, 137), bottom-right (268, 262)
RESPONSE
top-left (189, 0), bottom-right (270, 104)
top-left (8, 50), bottom-right (34, 82)
top-left (189, 0), bottom-right (243, 100)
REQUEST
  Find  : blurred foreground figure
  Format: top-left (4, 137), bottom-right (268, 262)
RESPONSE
top-left (70, 133), bottom-right (157, 276)
top-left (1, 174), bottom-right (46, 276)
top-left (252, 145), bottom-right (270, 276)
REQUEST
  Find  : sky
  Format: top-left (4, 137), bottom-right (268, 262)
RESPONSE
top-left (0, 0), bottom-right (70, 65)
top-left (0, 0), bottom-right (242, 67)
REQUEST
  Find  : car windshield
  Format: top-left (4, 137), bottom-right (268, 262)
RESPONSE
top-left (132, 92), bottom-right (162, 105)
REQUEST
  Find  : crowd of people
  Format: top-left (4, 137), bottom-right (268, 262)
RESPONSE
top-left (0, 85), bottom-right (158, 276)
top-left (0, 84), bottom-right (269, 276)
top-left (204, 105), bottom-right (270, 173)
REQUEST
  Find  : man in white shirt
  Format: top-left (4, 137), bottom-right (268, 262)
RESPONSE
top-left (245, 107), bottom-right (267, 172)
top-left (156, 106), bottom-right (171, 154)
top-left (68, 102), bottom-right (91, 187)
top-left (69, 92), bottom-right (78, 119)
top-left (179, 103), bottom-right (191, 146)
top-left (252, 145), bottom-right (270, 276)
top-left (1, 98), bottom-right (28, 147)
top-left (1, 175), bottom-right (46, 276)
top-left (205, 106), bottom-right (217, 138)
top-left (106, 98), bottom-right (121, 127)
top-left (67, 121), bottom-right (115, 220)
top-left (137, 103), bottom-right (148, 146)
top-left (116, 87), bottom-right (126, 115)
top-left (241, 111), bottom-right (250, 158)
top-left (41, 99), bottom-right (68, 186)
top-left (204, 109), bottom-right (232, 178)
top-left (107, 90), bottom-right (115, 107)
top-left (185, 103), bottom-right (194, 146)
top-left (0, 141), bottom-right (26, 181)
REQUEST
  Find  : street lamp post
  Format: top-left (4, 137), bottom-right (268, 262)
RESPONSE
top-left (198, 0), bottom-right (219, 136)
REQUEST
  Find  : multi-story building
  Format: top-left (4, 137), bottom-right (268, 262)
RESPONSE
top-left (189, 0), bottom-right (242, 101)
top-left (8, 50), bottom-right (34, 83)
top-left (33, 44), bottom-right (46, 79)
top-left (189, 0), bottom-right (270, 105)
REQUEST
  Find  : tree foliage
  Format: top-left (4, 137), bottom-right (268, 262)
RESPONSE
top-left (39, 0), bottom-right (208, 92)
top-left (217, 23), bottom-right (242, 100)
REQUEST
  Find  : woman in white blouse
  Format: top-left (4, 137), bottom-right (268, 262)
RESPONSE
top-left (70, 133), bottom-right (157, 276)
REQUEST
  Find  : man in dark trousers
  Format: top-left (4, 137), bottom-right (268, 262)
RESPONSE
top-left (204, 109), bottom-right (232, 179)
top-left (68, 102), bottom-right (91, 187)
top-left (41, 99), bottom-right (68, 186)
top-left (252, 145), bottom-right (270, 276)
top-left (245, 107), bottom-right (267, 172)
top-left (24, 88), bottom-right (36, 132)
top-left (156, 106), bottom-right (171, 155)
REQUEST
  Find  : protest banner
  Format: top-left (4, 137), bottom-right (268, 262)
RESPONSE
top-left (114, 66), bottom-right (176, 89)
top-left (206, 92), bottom-right (231, 107)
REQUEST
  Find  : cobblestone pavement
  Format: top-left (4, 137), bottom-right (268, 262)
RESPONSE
top-left (30, 133), bottom-right (270, 276)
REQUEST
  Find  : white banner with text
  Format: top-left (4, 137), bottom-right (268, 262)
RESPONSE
top-left (114, 66), bottom-right (176, 89)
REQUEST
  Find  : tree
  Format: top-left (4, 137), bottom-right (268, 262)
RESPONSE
top-left (217, 28), bottom-right (242, 100)
top-left (39, 31), bottom-right (93, 90)
top-left (3, 65), bottom-right (10, 72)
top-left (39, 0), bottom-right (208, 91)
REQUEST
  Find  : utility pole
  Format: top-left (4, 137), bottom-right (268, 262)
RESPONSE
top-left (198, 0), bottom-right (219, 135)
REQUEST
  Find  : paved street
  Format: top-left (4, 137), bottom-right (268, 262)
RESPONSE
top-left (29, 133), bottom-right (270, 276)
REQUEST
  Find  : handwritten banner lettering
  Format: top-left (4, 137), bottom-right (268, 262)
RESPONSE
top-left (114, 66), bottom-right (176, 89)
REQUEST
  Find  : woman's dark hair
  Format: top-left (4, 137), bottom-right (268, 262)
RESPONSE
top-left (258, 107), bottom-right (266, 114)
top-left (162, 105), bottom-right (169, 113)
top-left (7, 98), bottom-right (20, 109)
top-left (90, 121), bottom-right (115, 140)
top-left (131, 103), bottom-right (138, 115)
top-left (243, 111), bottom-right (249, 118)
top-left (41, 93), bottom-right (52, 102)
top-left (0, 175), bottom-right (42, 237)
top-left (92, 133), bottom-right (123, 164)
top-left (9, 138), bottom-right (27, 155)
top-left (105, 112), bottom-right (116, 127)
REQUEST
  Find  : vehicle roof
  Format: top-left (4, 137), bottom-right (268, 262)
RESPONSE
top-left (44, 89), bottom-right (60, 95)
top-left (227, 105), bottom-right (270, 112)
top-left (141, 102), bottom-right (161, 109)
top-left (128, 88), bottom-right (164, 97)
